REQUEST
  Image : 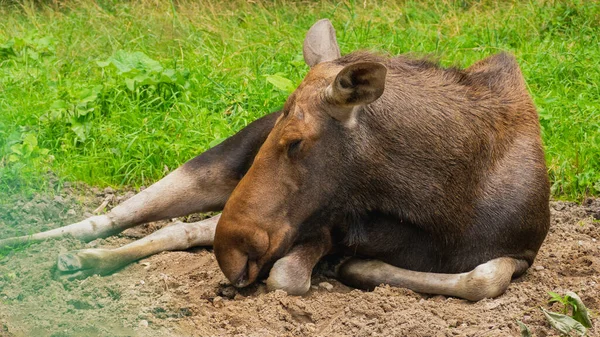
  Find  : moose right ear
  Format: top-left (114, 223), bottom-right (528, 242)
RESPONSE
top-left (327, 62), bottom-right (387, 107)
top-left (303, 19), bottom-right (341, 67)
top-left (325, 62), bottom-right (387, 126)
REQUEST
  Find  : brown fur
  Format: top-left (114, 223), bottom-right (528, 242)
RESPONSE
top-left (214, 48), bottom-right (550, 288)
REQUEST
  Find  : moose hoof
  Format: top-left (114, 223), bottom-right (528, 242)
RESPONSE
top-left (56, 249), bottom-right (121, 280)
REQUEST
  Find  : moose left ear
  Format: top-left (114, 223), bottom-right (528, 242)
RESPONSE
top-left (325, 62), bottom-right (387, 123)
top-left (303, 19), bottom-right (341, 67)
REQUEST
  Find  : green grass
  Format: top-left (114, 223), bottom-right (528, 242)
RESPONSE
top-left (0, 0), bottom-right (599, 200)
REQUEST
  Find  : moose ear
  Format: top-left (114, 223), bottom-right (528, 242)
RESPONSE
top-left (303, 19), bottom-right (341, 67)
top-left (327, 62), bottom-right (387, 108)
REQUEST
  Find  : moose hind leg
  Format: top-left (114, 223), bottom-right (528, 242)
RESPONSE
top-left (56, 215), bottom-right (220, 280)
top-left (337, 257), bottom-right (528, 301)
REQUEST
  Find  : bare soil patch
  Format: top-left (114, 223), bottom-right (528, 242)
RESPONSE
top-left (1, 188), bottom-right (598, 337)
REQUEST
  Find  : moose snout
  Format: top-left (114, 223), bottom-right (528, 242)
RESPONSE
top-left (213, 215), bottom-right (271, 288)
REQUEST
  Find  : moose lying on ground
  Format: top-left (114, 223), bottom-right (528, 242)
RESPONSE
top-left (0, 19), bottom-right (550, 301)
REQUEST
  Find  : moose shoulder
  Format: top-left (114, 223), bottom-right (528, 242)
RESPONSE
top-left (214, 19), bottom-right (550, 300)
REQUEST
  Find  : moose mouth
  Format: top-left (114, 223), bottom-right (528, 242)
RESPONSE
top-left (229, 247), bottom-right (289, 288)
top-left (217, 228), bottom-right (296, 289)
top-left (231, 256), bottom-right (260, 288)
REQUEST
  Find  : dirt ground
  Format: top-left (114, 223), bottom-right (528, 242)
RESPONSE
top-left (0, 186), bottom-right (598, 337)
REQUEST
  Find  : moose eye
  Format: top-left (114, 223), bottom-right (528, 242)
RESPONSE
top-left (287, 139), bottom-right (302, 158)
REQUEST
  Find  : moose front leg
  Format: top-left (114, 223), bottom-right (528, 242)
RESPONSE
top-left (266, 234), bottom-right (331, 295)
top-left (0, 111), bottom-right (280, 250)
top-left (56, 215), bottom-right (220, 280)
top-left (0, 166), bottom-right (227, 249)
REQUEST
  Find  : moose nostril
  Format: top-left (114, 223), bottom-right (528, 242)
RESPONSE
top-left (234, 260), bottom-right (250, 287)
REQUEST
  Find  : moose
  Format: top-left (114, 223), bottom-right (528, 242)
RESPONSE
top-left (0, 20), bottom-right (550, 301)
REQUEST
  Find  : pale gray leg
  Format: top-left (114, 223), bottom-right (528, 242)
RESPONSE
top-left (0, 165), bottom-right (232, 249)
top-left (266, 238), bottom-right (331, 295)
top-left (56, 215), bottom-right (220, 280)
top-left (338, 257), bottom-right (529, 301)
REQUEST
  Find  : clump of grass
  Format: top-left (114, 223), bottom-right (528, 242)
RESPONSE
top-left (0, 0), bottom-right (598, 200)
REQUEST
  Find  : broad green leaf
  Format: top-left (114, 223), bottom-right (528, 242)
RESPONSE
top-left (33, 36), bottom-right (53, 50)
top-left (47, 108), bottom-right (64, 121)
top-left (161, 69), bottom-right (177, 83)
top-left (50, 99), bottom-right (68, 109)
top-left (566, 292), bottom-right (593, 328)
top-left (10, 144), bottom-right (23, 155)
top-left (75, 106), bottom-right (95, 117)
top-left (99, 50), bottom-right (162, 76)
top-left (23, 133), bottom-right (38, 148)
top-left (265, 74), bottom-right (296, 93)
top-left (136, 74), bottom-right (158, 86)
top-left (77, 87), bottom-right (99, 104)
top-left (125, 78), bottom-right (136, 91)
top-left (71, 123), bottom-right (86, 142)
top-left (27, 49), bottom-right (39, 60)
top-left (548, 291), bottom-right (563, 304)
top-left (71, 121), bottom-right (92, 142)
top-left (541, 307), bottom-right (587, 336)
top-left (0, 40), bottom-right (16, 58)
top-left (96, 60), bottom-right (110, 67)
top-left (8, 154), bottom-right (19, 162)
top-left (516, 321), bottom-right (532, 337)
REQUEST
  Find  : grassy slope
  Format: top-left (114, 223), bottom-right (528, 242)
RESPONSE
top-left (0, 0), bottom-right (598, 200)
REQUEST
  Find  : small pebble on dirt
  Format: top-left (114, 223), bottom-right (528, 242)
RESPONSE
top-left (319, 282), bottom-right (334, 291)
top-left (66, 209), bottom-right (76, 216)
top-left (553, 203), bottom-right (566, 211)
top-left (138, 320), bottom-right (148, 328)
top-left (534, 265), bottom-right (545, 271)
top-left (213, 296), bottom-right (224, 308)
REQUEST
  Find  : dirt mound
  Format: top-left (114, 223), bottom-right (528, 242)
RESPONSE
top-left (0, 189), bottom-right (598, 337)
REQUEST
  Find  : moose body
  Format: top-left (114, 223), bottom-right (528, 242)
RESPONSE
top-left (0, 20), bottom-right (549, 301)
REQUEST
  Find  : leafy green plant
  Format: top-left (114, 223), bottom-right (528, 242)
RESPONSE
top-left (548, 292), bottom-right (593, 328)
top-left (0, 35), bottom-right (55, 61)
top-left (44, 85), bottom-right (104, 143)
top-left (4, 132), bottom-right (50, 165)
top-left (544, 291), bottom-right (593, 336)
top-left (97, 50), bottom-right (189, 97)
top-left (0, 130), bottom-right (53, 194)
top-left (0, 40), bottom-right (16, 59)
top-left (518, 291), bottom-right (593, 337)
